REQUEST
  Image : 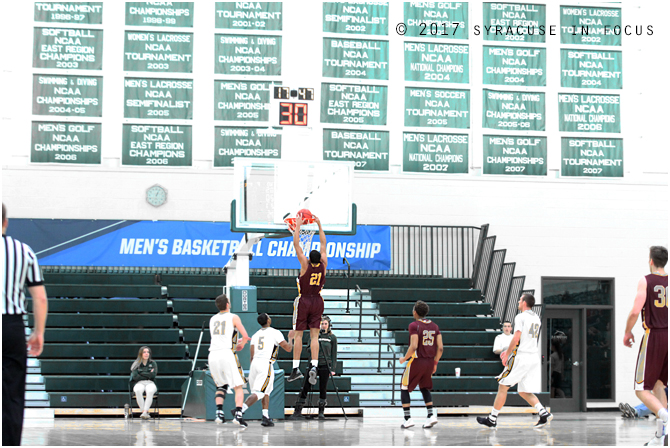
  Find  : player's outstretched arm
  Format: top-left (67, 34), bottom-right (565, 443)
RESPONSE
top-left (623, 277), bottom-right (647, 347)
top-left (293, 216), bottom-right (308, 269)
top-left (400, 334), bottom-right (419, 364)
top-left (315, 216), bottom-right (328, 268)
top-left (233, 314), bottom-right (251, 350)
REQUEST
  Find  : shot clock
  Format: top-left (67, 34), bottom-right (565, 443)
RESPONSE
top-left (273, 86), bottom-right (314, 126)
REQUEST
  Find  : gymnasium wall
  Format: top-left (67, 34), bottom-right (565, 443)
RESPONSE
top-left (2, 2), bottom-right (668, 407)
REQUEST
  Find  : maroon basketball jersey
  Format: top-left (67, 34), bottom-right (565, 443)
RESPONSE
top-left (643, 274), bottom-right (668, 329)
top-left (409, 319), bottom-right (441, 359)
top-left (297, 262), bottom-right (326, 297)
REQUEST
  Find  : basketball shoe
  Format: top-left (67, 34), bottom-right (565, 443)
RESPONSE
top-left (287, 368), bottom-right (303, 382)
top-left (476, 416), bottom-right (497, 428)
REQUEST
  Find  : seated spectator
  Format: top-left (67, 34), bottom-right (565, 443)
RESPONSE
top-left (492, 321), bottom-right (513, 356)
top-left (129, 346), bottom-right (158, 419)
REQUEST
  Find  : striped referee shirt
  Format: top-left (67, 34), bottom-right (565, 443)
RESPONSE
top-left (2, 235), bottom-right (44, 315)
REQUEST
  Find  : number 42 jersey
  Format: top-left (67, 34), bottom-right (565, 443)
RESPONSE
top-left (514, 310), bottom-right (541, 354)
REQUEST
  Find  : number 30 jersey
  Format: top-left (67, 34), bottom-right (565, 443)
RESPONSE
top-left (298, 262), bottom-right (326, 297)
top-left (514, 310), bottom-right (541, 354)
top-left (408, 319), bottom-right (441, 359)
top-left (643, 273), bottom-right (668, 330)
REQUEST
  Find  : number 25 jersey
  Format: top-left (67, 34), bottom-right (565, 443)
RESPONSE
top-left (408, 319), bottom-right (441, 359)
top-left (298, 262), bottom-right (326, 297)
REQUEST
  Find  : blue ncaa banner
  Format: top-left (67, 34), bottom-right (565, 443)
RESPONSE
top-left (9, 219), bottom-right (391, 271)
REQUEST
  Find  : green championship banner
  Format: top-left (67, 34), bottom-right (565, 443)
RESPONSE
top-left (323, 38), bottom-right (389, 80)
top-left (482, 3), bottom-right (546, 43)
top-left (33, 27), bottom-right (103, 70)
top-left (34, 2), bottom-right (102, 24)
top-left (561, 137), bottom-right (623, 177)
top-left (215, 2), bottom-right (282, 30)
top-left (560, 6), bottom-right (622, 46)
top-left (215, 34), bottom-right (281, 76)
top-left (560, 49), bottom-right (622, 89)
top-left (404, 42), bottom-right (469, 84)
top-left (31, 122), bottom-right (101, 164)
top-left (323, 129), bottom-right (389, 171)
top-left (403, 2), bottom-right (468, 39)
top-left (483, 46), bottom-right (546, 86)
top-left (214, 127), bottom-right (281, 167)
top-left (558, 93), bottom-right (620, 133)
top-left (124, 78), bottom-right (193, 120)
top-left (124, 31), bottom-right (193, 73)
top-left (33, 74), bottom-right (102, 117)
top-left (483, 135), bottom-right (547, 175)
top-left (483, 89), bottom-right (545, 131)
top-left (403, 132), bottom-right (468, 174)
top-left (214, 80), bottom-right (271, 122)
top-left (122, 125), bottom-right (192, 166)
top-left (323, 2), bottom-right (388, 35)
top-left (321, 83), bottom-right (388, 126)
top-left (125, 2), bottom-right (193, 27)
top-left (404, 87), bottom-right (469, 129)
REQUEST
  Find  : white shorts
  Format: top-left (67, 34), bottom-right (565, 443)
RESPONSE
top-left (249, 358), bottom-right (275, 396)
top-left (208, 350), bottom-right (246, 388)
top-left (496, 351), bottom-right (541, 393)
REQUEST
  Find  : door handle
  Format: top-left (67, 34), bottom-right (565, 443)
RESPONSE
top-left (573, 361), bottom-right (580, 367)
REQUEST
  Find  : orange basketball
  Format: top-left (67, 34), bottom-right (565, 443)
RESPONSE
top-left (297, 209), bottom-right (313, 222)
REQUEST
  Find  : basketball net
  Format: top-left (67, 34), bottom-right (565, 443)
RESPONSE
top-left (284, 214), bottom-right (316, 256)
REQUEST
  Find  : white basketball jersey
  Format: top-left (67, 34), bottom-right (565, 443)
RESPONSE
top-left (250, 327), bottom-right (285, 363)
top-left (513, 310), bottom-right (541, 354)
top-left (209, 312), bottom-right (237, 352)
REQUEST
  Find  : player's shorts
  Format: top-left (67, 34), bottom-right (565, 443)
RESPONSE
top-left (635, 328), bottom-right (668, 391)
top-left (293, 295), bottom-right (324, 331)
top-left (249, 358), bottom-right (275, 396)
top-left (208, 349), bottom-right (246, 389)
top-left (401, 357), bottom-right (434, 391)
top-left (497, 351), bottom-right (541, 393)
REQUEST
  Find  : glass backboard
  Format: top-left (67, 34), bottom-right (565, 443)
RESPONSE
top-left (231, 158), bottom-right (356, 235)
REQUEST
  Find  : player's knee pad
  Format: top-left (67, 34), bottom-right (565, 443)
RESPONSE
top-left (215, 385), bottom-right (227, 398)
top-left (420, 388), bottom-right (432, 403)
top-left (401, 389), bottom-right (411, 405)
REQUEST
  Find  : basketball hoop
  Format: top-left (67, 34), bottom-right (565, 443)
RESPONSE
top-left (284, 209), bottom-right (316, 255)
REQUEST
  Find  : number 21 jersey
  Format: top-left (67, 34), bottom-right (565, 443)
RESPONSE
top-left (298, 262), bottom-right (326, 297)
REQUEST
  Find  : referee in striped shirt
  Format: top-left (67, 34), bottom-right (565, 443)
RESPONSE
top-left (2, 204), bottom-right (48, 446)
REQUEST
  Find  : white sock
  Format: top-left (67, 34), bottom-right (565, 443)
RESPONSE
top-left (311, 360), bottom-right (318, 368)
top-left (490, 408), bottom-right (499, 420)
top-left (262, 409), bottom-right (269, 418)
top-left (657, 408), bottom-right (668, 437)
top-left (241, 404), bottom-right (248, 414)
top-left (293, 360), bottom-right (300, 369)
top-left (535, 403), bottom-right (548, 415)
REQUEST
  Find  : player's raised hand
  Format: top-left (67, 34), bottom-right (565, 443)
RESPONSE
top-left (296, 215), bottom-right (303, 228)
top-left (314, 216), bottom-right (321, 227)
top-left (623, 331), bottom-right (635, 348)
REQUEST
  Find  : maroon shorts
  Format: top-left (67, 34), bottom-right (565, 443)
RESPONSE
top-left (293, 295), bottom-right (324, 331)
top-left (401, 357), bottom-right (434, 391)
top-left (635, 328), bottom-right (668, 391)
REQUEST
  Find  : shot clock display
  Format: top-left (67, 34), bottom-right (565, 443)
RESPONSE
top-left (273, 86), bottom-right (314, 126)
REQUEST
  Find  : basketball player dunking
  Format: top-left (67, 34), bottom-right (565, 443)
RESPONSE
top-left (398, 300), bottom-right (443, 429)
top-left (287, 215), bottom-right (327, 386)
top-left (623, 246), bottom-right (668, 446)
